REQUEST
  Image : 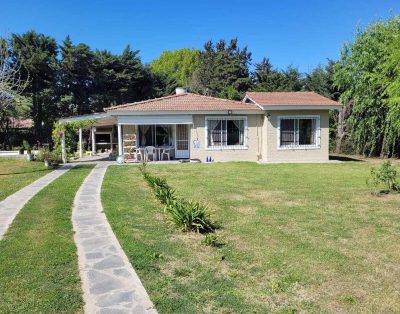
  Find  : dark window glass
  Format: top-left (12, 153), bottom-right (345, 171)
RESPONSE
top-left (280, 119), bottom-right (295, 146)
top-left (280, 118), bottom-right (317, 147)
top-left (208, 119), bottom-right (245, 147)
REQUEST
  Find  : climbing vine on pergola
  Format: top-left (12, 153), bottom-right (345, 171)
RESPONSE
top-left (52, 119), bottom-right (97, 161)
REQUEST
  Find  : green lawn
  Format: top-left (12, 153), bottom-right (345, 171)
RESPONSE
top-left (102, 161), bottom-right (400, 313)
top-left (0, 158), bottom-right (52, 201)
top-left (0, 164), bottom-right (94, 313)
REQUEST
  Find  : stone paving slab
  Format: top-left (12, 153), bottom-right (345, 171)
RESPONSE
top-left (72, 163), bottom-right (157, 314)
top-left (0, 164), bottom-right (74, 240)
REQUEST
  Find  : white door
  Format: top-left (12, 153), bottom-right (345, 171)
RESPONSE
top-left (175, 124), bottom-right (190, 159)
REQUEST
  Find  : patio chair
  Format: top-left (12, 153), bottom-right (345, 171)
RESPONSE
top-left (135, 148), bottom-right (143, 162)
top-left (144, 146), bottom-right (156, 162)
top-left (161, 148), bottom-right (170, 161)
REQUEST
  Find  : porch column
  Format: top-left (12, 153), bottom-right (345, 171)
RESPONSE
top-left (117, 124), bottom-right (123, 158)
top-left (91, 127), bottom-right (96, 154)
top-left (78, 127), bottom-right (83, 158)
top-left (61, 135), bottom-right (67, 164)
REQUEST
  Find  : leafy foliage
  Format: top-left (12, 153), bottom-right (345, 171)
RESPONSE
top-left (52, 119), bottom-right (96, 157)
top-left (139, 163), bottom-right (216, 233)
top-left (251, 58), bottom-right (303, 92)
top-left (11, 31), bottom-right (58, 141)
top-left (150, 48), bottom-right (201, 95)
top-left (191, 38), bottom-right (252, 100)
top-left (202, 233), bottom-right (225, 248)
top-left (334, 17), bottom-right (400, 157)
top-left (367, 161), bottom-right (399, 194)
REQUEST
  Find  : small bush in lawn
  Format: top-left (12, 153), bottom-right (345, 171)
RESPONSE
top-left (202, 233), bottom-right (224, 248)
top-left (367, 161), bottom-right (399, 194)
top-left (139, 163), bottom-right (217, 233)
top-left (154, 184), bottom-right (175, 205)
top-left (166, 199), bottom-right (215, 233)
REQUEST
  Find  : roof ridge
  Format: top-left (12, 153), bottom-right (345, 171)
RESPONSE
top-left (104, 93), bottom-right (186, 111)
top-left (105, 92), bottom-right (260, 111)
top-left (187, 93), bottom-right (250, 105)
top-left (247, 91), bottom-right (319, 94)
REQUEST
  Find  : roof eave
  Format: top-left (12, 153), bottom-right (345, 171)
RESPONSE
top-left (261, 104), bottom-right (342, 110)
top-left (107, 109), bottom-right (262, 115)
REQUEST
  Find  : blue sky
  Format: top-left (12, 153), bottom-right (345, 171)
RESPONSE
top-left (1, 0), bottom-right (399, 72)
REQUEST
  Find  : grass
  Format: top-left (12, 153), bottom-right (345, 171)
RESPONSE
top-left (102, 161), bottom-right (400, 313)
top-left (0, 158), bottom-right (52, 201)
top-left (0, 164), bottom-right (94, 313)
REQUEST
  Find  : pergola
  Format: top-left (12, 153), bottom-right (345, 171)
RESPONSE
top-left (59, 112), bottom-right (117, 163)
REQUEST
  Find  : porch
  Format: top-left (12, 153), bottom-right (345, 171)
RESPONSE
top-left (60, 113), bottom-right (192, 163)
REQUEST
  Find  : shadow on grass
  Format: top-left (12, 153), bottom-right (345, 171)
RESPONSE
top-left (329, 155), bottom-right (364, 162)
top-left (0, 168), bottom-right (51, 176)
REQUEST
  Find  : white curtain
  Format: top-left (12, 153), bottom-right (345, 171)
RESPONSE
top-left (231, 120), bottom-right (244, 145)
top-left (140, 125), bottom-right (151, 146)
top-left (208, 120), bottom-right (220, 146)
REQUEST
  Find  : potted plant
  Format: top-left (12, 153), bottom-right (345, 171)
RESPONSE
top-left (22, 140), bottom-right (32, 161)
top-left (40, 149), bottom-right (52, 167)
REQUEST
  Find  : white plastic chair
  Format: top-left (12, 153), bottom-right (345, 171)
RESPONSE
top-left (161, 148), bottom-right (170, 161)
top-left (144, 146), bottom-right (156, 162)
top-left (135, 148), bottom-right (143, 162)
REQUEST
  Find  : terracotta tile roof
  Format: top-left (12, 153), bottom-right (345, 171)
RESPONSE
top-left (10, 118), bottom-right (33, 128)
top-left (105, 93), bottom-right (261, 112)
top-left (246, 91), bottom-right (341, 106)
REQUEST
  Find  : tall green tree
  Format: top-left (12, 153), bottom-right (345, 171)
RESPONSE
top-left (191, 38), bottom-right (252, 99)
top-left (150, 48), bottom-right (200, 95)
top-left (59, 36), bottom-right (94, 116)
top-left (11, 31), bottom-right (58, 142)
top-left (91, 46), bottom-right (150, 111)
top-left (334, 16), bottom-right (400, 157)
top-left (252, 58), bottom-right (303, 92)
top-left (304, 61), bottom-right (340, 100)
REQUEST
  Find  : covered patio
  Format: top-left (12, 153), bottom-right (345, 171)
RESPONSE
top-left (59, 112), bottom-right (192, 163)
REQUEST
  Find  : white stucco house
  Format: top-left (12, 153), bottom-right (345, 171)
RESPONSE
top-left (59, 88), bottom-right (341, 163)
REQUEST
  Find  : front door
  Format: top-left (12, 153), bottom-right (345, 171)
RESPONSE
top-left (175, 124), bottom-right (190, 159)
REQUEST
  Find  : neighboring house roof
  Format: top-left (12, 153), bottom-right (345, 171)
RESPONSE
top-left (105, 92), bottom-right (261, 112)
top-left (245, 91), bottom-right (341, 108)
top-left (10, 118), bottom-right (33, 129)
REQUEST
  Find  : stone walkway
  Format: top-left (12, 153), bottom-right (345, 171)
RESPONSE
top-left (72, 163), bottom-right (157, 314)
top-left (0, 164), bottom-right (74, 240)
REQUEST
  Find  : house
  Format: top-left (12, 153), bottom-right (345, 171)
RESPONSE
top-left (59, 88), bottom-right (341, 163)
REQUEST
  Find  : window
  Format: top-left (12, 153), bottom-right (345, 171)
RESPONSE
top-left (206, 117), bottom-right (246, 149)
top-left (278, 116), bottom-right (320, 149)
top-left (138, 125), bottom-right (173, 147)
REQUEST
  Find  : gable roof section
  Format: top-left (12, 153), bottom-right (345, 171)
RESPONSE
top-left (245, 91), bottom-right (341, 108)
top-left (105, 93), bottom-right (261, 112)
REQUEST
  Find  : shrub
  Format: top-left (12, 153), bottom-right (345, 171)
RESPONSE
top-left (36, 148), bottom-right (62, 163)
top-left (202, 233), bottom-right (224, 247)
top-left (36, 148), bottom-right (51, 162)
top-left (139, 163), bottom-right (216, 233)
top-left (367, 161), bottom-right (399, 194)
top-left (166, 199), bottom-right (215, 233)
top-left (22, 140), bottom-right (31, 153)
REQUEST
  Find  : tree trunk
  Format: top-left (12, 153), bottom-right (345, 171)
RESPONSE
top-left (335, 103), bottom-right (352, 154)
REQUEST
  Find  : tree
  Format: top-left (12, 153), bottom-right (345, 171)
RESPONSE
top-left (252, 58), bottom-right (303, 92)
top-left (150, 48), bottom-right (200, 95)
top-left (191, 38), bottom-right (252, 99)
top-left (58, 36), bottom-right (94, 116)
top-left (91, 46), bottom-right (150, 111)
top-left (334, 17), bottom-right (400, 157)
top-left (11, 31), bottom-right (58, 142)
top-left (0, 38), bottom-right (29, 148)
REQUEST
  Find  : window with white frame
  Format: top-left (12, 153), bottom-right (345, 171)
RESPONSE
top-left (206, 117), bottom-right (247, 149)
top-left (278, 116), bottom-right (320, 149)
